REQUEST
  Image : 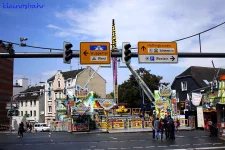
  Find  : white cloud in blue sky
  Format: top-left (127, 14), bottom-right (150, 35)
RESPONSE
top-left (1, 0), bottom-right (225, 93)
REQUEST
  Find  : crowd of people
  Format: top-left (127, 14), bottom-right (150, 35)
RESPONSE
top-left (152, 115), bottom-right (180, 140)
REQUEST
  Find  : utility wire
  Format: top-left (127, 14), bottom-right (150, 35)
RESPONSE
top-left (1, 21), bottom-right (225, 51)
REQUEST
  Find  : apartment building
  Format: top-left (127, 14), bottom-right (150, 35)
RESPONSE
top-left (13, 85), bottom-right (45, 130)
top-left (13, 78), bottom-right (29, 95)
top-left (0, 44), bottom-right (14, 125)
top-left (45, 66), bottom-right (106, 125)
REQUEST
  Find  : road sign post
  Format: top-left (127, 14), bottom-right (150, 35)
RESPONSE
top-left (138, 42), bottom-right (178, 63)
top-left (80, 42), bottom-right (111, 65)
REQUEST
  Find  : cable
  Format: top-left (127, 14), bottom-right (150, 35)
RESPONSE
top-left (1, 21), bottom-right (225, 51)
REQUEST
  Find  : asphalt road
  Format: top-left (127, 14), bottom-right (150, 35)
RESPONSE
top-left (0, 131), bottom-right (225, 150)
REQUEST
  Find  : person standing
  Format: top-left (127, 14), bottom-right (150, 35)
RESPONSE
top-left (159, 118), bottom-right (165, 140)
top-left (154, 118), bottom-right (160, 140)
top-left (168, 115), bottom-right (175, 139)
top-left (152, 117), bottom-right (156, 140)
top-left (163, 115), bottom-right (169, 139)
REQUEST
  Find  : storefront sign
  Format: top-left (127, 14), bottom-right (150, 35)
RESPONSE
top-left (71, 102), bottom-right (90, 115)
top-left (96, 99), bottom-right (114, 111)
top-left (191, 93), bottom-right (202, 106)
top-left (159, 84), bottom-right (172, 97)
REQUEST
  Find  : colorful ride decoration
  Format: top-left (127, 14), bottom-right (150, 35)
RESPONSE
top-left (116, 106), bottom-right (128, 113)
top-left (154, 84), bottom-right (176, 118)
top-left (218, 75), bottom-right (225, 104)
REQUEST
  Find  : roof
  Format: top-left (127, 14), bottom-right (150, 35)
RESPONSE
top-left (16, 86), bottom-right (45, 101)
top-left (47, 69), bottom-right (85, 82)
top-left (173, 66), bottom-right (225, 87)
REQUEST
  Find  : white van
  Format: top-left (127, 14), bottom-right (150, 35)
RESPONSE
top-left (34, 123), bottom-right (50, 132)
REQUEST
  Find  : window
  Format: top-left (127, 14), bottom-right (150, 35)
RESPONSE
top-left (181, 81), bottom-right (187, 91)
top-left (25, 111), bottom-right (27, 114)
top-left (48, 106), bottom-right (52, 113)
top-left (21, 111), bottom-right (23, 116)
top-left (58, 80), bottom-right (60, 87)
top-left (55, 92), bottom-right (58, 99)
top-left (34, 110), bottom-right (36, 116)
top-left (214, 80), bottom-right (218, 88)
top-left (30, 100), bottom-right (32, 106)
top-left (30, 111), bottom-right (32, 116)
top-left (34, 100), bottom-right (36, 106)
top-left (25, 101), bottom-right (27, 107)
top-left (21, 102), bottom-right (23, 107)
top-left (59, 92), bottom-right (61, 98)
top-left (48, 91), bottom-right (52, 99)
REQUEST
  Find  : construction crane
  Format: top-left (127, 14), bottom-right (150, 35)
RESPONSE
top-left (83, 65), bottom-right (101, 89)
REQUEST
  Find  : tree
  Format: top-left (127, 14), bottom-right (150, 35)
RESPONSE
top-left (109, 92), bottom-right (114, 98)
top-left (118, 67), bottom-right (169, 108)
top-left (93, 92), bottom-right (101, 98)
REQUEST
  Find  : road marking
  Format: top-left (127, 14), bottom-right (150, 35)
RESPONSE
top-left (94, 149), bottom-right (105, 150)
top-left (121, 148), bottom-right (128, 149)
top-left (176, 136), bottom-right (185, 138)
top-left (25, 144), bottom-right (32, 145)
top-left (181, 144), bottom-right (190, 146)
top-left (110, 141), bottom-right (118, 142)
top-left (158, 146), bottom-right (167, 147)
top-left (193, 144), bottom-right (201, 145)
top-left (130, 140), bottom-right (137, 141)
top-left (133, 147), bottom-right (143, 149)
top-left (213, 143), bottom-right (223, 145)
top-left (146, 146), bottom-right (155, 148)
top-left (120, 141), bottom-right (125, 142)
top-left (90, 146), bottom-right (97, 148)
top-left (108, 148), bottom-right (118, 149)
top-left (170, 145), bottom-right (179, 146)
top-left (194, 146), bottom-right (225, 149)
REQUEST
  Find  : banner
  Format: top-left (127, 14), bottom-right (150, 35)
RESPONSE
top-left (96, 99), bottom-right (114, 111)
top-left (191, 93), bottom-right (202, 106)
top-left (197, 106), bottom-right (204, 128)
top-left (71, 102), bottom-right (89, 116)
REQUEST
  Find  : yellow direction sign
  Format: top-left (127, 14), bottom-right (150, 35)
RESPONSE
top-left (80, 42), bottom-right (111, 65)
top-left (138, 42), bottom-right (178, 63)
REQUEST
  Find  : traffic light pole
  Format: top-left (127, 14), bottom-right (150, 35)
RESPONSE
top-left (2, 52), bottom-right (225, 58)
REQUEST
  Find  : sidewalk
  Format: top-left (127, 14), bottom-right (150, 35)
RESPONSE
top-left (71, 126), bottom-right (193, 134)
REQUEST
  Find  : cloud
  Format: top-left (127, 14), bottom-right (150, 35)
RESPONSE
top-left (50, 0), bottom-right (225, 68)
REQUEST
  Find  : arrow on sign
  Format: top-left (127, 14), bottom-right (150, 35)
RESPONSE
top-left (170, 56), bottom-right (175, 61)
top-left (83, 50), bottom-right (89, 56)
top-left (141, 46), bottom-right (146, 51)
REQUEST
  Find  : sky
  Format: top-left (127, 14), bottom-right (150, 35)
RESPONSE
top-left (1, 0), bottom-right (225, 94)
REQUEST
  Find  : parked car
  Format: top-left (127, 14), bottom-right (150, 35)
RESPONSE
top-left (34, 123), bottom-right (50, 132)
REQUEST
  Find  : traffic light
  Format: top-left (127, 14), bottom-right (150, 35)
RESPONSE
top-left (63, 41), bottom-right (73, 64)
top-left (123, 43), bottom-right (131, 64)
top-left (7, 110), bottom-right (14, 117)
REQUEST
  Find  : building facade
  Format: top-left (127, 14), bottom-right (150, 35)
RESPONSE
top-left (171, 66), bottom-right (225, 114)
top-left (0, 44), bottom-right (14, 125)
top-left (13, 78), bottom-right (29, 96)
top-left (45, 66), bottom-right (106, 125)
top-left (13, 85), bottom-right (45, 130)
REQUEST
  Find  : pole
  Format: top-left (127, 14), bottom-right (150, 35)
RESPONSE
top-left (105, 110), bottom-right (109, 132)
top-left (3, 52), bottom-right (225, 58)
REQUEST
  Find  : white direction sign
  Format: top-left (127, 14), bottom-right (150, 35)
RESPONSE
top-left (139, 55), bottom-right (178, 63)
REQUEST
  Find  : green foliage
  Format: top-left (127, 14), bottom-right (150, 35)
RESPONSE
top-left (109, 92), bottom-right (114, 98)
top-left (93, 92), bottom-right (101, 98)
top-left (118, 67), bottom-right (169, 108)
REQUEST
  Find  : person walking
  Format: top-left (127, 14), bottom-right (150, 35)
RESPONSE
top-left (159, 118), bottom-right (165, 140)
top-left (154, 118), bottom-right (160, 140)
top-left (168, 115), bottom-right (175, 139)
top-left (18, 122), bottom-right (24, 137)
